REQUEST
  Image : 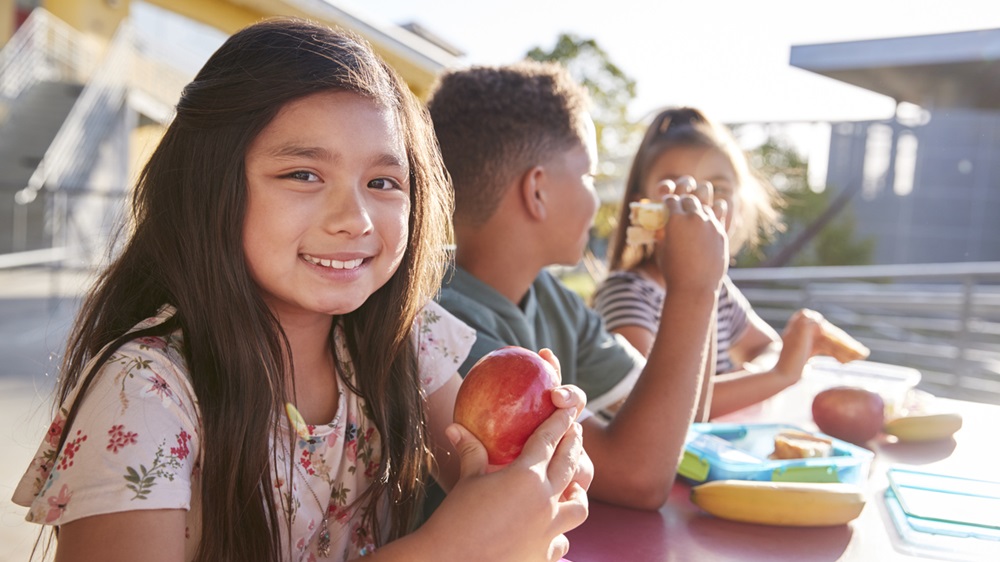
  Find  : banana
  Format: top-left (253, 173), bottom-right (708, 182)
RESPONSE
top-left (690, 480), bottom-right (866, 527)
top-left (883, 412), bottom-right (963, 442)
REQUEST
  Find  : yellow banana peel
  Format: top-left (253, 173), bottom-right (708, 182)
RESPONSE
top-left (883, 412), bottom-right (963, 442)
top-left (690, 480), bottom-right (866, 527)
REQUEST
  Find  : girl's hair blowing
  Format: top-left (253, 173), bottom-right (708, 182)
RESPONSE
top-left (54, 18), bottom-right (452, 561)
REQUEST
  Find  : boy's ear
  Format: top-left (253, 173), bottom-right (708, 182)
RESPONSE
top-left (519, 165), bottom-right (547, 221)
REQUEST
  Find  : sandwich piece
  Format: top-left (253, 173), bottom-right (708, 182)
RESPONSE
top-left (625, 199), bottom-right (668, 247)
top-left (818, 319), bottom-right (870, 364)
top-left (770, 429), bottom-right (834, 459)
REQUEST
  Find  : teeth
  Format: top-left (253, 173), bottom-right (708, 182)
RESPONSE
top-left (303, 254), bottom-right (363, 269)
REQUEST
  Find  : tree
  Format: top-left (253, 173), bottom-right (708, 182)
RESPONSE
top-left (527, 33), bottom-right (641, 166)
top-left (736, 137), bottom-right (874, 268)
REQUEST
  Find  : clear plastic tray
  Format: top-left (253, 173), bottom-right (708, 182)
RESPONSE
top-left (678, 422), bottom-right (874, 485)
top-left (805, 357), bottom-right (922, 418)
top-left (883, 468), bottom-right (1000, 560)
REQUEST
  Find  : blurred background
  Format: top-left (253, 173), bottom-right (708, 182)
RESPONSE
top-left (1, 1), bottom-right (999, 559)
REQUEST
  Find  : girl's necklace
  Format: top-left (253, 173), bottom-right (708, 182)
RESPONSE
top-left (285, 386), bottom-right (345, 558)
top-left (295, 461), bottom-right (333, 557)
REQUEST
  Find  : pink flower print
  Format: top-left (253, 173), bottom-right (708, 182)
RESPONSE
top-left (57, 431), bottom-right (88, 470)
top-left (364, 460), bottom-right (378, 478)
top-left (107, 424), bottom-right (138, 453)
top-left (296, 536), bottom-right (307, 551)
top-left (136, 336), bottom-right (167, 350)
top-left (45, 416), bottom-right (64, 447)
top-left (325, 430), bottom-right (341, 447)
top-left (171, 430), bottom-right (191, 460)
top-left (145, 373), bottom-right (174, 402)
top-left (331, 505), bottom-right (351, 524)
top-left (299, 449), bottom-right (315, 475)
top-left (45, 484), bottom-right (72, 523)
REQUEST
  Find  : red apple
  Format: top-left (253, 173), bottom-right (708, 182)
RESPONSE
top-left (453, 346), bottom-right (560, 465)
top-left (812, 386), bottom-right (885, 444)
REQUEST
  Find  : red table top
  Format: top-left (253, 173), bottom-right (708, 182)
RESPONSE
top-left (565, 390), bottom-right (1000, 562)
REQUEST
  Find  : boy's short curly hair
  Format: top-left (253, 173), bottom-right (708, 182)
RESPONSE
top-left (428, 61), bottom-right (591, 225)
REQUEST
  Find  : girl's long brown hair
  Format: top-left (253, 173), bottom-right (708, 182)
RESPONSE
top-left (49, 18), bottom-right (452, 561)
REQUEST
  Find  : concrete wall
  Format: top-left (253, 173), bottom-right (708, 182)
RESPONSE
top-left (825, 109), bottom-right (1000, 264)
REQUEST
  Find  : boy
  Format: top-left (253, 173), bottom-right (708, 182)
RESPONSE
top-left (428, 61), bottom-right (728, 509)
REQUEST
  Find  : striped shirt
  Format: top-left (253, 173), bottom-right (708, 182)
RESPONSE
top-left (592, 271), bottom-right (752, 374)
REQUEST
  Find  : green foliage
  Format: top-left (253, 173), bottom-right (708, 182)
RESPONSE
top-left (737, 137), bottom-right (874, 267)
top-left (527, 34), bottom-right (640, 156)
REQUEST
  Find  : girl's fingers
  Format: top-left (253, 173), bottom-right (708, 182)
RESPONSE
top-left (546, 421), bottom-right (584, 490)
top-left (550, 384), bottom-right (586, 418)
top-left (446, 423), bottom-right (490, 479)
top-left (693, 180), bottom-right (714, 207)
top-left (661, 194), bottom-right (682, 214)
top-left (548, 534), bottom-right (571, 562)
top-left (538, 348), bottom-right (562, 384)
top-left (712, 198), bottom-right (728, 224)
top-left (675, 175), bottom-right (697, 194)
top-left (551, 481), bottom-right (589, 555)
top-left (555, 481), bottom-right (590, 530)
top-left (678, 194), bottom-right (703, 215)
top-left (654, 179), bottom-right (677, 197)
top-left (514, 404), bottom-right (576, 468)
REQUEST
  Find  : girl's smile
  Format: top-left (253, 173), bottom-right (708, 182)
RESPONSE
top-left (301, 254), bottom-right (367, 270)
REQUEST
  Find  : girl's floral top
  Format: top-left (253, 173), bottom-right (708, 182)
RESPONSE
top-left (12, 300), bottom-right (475, 561)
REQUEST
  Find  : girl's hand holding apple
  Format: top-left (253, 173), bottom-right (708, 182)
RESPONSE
top-left (423, 346), bottom-right (591, 561)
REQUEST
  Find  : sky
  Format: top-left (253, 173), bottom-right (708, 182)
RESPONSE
top-left (133, 0), bottom-right (1000, 187)
top-left (344, 0), bottom-right (1000, 125)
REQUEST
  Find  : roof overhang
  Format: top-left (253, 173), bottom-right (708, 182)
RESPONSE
top-left (142, 0), bottom-right (463, 98)
top-left (790, 28), bottom-right (1000, 110)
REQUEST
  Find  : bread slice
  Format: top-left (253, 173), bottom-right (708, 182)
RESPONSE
top-left (625, 199), bottom-right (668, 246)
top-left (819, 320), bottom-right (870, 364)
top-left (770, 430), bottom-right (834, 459)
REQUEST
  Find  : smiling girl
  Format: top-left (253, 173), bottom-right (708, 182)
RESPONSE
top-left (13, 19), bottom-right (590, 562)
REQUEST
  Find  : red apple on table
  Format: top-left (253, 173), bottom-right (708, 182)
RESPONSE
top-left (453, 346), bottom-right (560, 465)
top-left (812, 386), bottom-right (885, 444)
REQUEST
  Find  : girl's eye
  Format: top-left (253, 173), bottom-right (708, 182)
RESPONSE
top-left (367, 177), bottom-right (401, 191)
top-left (713, 184), bottom-right (734, 198)
top-left (284, 171), bottom-right (319, 182)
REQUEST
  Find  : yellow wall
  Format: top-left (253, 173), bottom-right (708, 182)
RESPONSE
top-left (38, 0), bottom-right (442, 99)
top-left (43, 0), bottom-right (129, 40)
top-left (0, 0), bottom-right (13, 45)
top-left (144, 0), bottom-right (268, 35)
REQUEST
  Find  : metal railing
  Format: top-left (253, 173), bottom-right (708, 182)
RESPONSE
top-left (0, 8), bottom-right (98, 101)
top-left (730, 262), bottom-right (1000, 405)
top-left (2, 9), bottom-right (193, 268)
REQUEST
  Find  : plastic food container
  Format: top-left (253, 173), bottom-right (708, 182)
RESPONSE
top-left (678, 422), bottom-right (874, 486)
top-left (803, 357), bottom-right (922, 419)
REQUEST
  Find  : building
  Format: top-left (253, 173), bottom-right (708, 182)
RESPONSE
top-left (0, 0), bottom-right (461, 265)
top-left (790, 28), bottom-right (1000, 265)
